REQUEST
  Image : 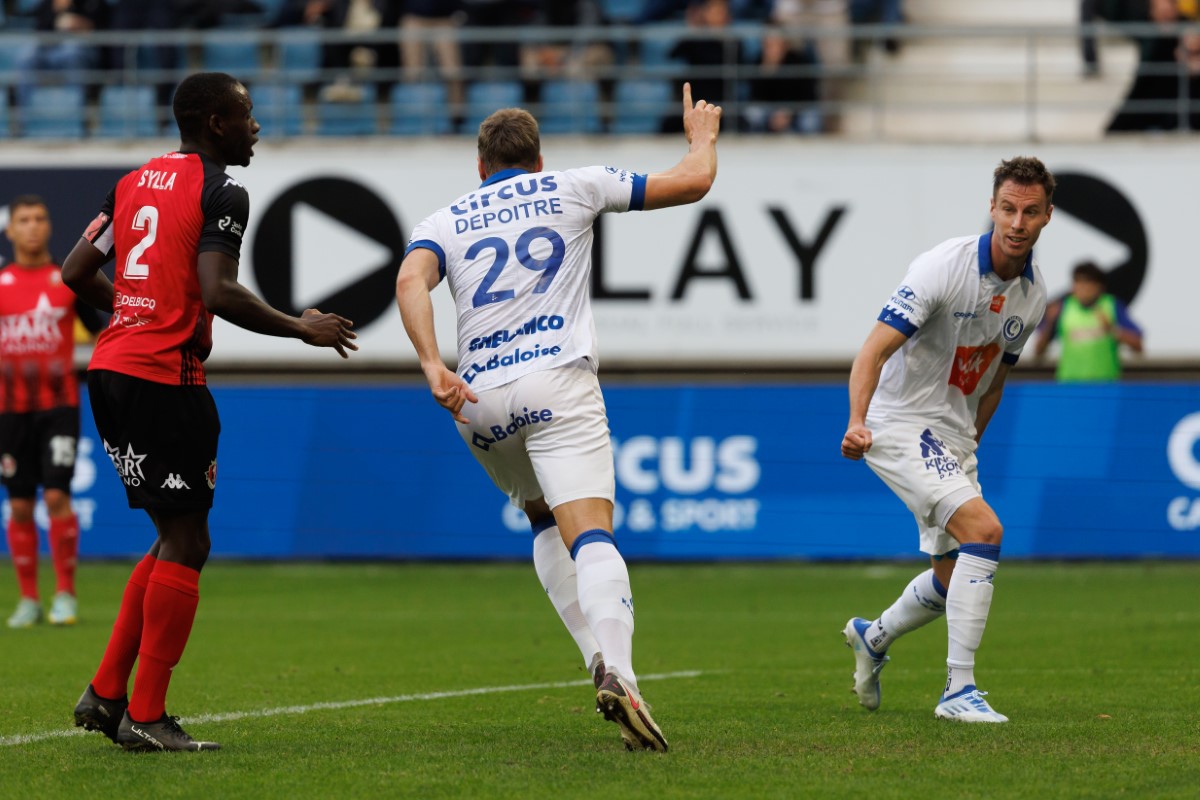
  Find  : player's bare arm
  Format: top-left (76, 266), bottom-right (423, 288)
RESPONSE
top-left (973, 362), bottom-right (1011, 444)
top-left (197, 251), bottom-right (357, 357)
top-left (843, 322), bottom-right (908, 460)
top-left (396, 248), bottom-right (478, 424)
top-left (642, 82), bottom-right (722, 211)
top-left (61, 237), bottom-right (116, 311)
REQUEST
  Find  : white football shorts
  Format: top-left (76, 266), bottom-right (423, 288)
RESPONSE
top-left (456, 360), bottom-right (615, 509)
top-left (863, 421), bottom-right (982, 556)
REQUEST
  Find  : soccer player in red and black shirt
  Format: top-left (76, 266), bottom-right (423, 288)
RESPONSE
top-left (1, 195), bottom-right (91, 630)
top-left (61, 72), bottom-right (357, 752)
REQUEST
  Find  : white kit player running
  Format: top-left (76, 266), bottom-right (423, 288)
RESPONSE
top-left (840, 157), bottom-right (1054, 723)
top-left (396, 84), bottom-right (721, 751)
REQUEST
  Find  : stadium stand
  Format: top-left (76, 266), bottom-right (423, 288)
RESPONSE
top-left (537, 80), bottom-right (604, 134)
top-left (95, 85), bottom-right (160, 138)
top-left (21, 85), bottom-right (86, 139)
top-left (390, 81), bottom-right (452, 136)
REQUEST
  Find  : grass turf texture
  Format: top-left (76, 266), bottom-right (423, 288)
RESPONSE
top-left (0, 561), bottom-right (1197, 799)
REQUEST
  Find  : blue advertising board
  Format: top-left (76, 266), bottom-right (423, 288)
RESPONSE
top-left (5, 382), bottom-right (1199, 560)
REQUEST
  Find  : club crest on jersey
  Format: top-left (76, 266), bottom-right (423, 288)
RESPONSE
top-left (1002, 315), bottom-right (1025, 342)
top-left (205, 460), bottom-right (217, 489)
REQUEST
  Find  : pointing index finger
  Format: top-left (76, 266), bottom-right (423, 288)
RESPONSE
top-left (682, 81), bottom-right (693, 112)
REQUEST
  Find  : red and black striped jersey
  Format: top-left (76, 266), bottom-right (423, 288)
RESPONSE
top-left (82, 151), bottom-right (249, 385)
top-left (0, 263), bottom-right (78, 413)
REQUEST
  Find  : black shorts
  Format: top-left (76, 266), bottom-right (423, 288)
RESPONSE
top-left (0, 406), bottom-right (80, 497)
top-left (87, 370), bottom-right (220, 510)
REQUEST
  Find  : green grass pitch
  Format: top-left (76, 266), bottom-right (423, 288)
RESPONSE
top-left (0, 561), bottom-right (1197, 799)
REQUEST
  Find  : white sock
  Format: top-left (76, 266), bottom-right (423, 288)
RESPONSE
top-left (865, 568), bottom-right (947, 654)
top-left (533, 525), bottom-right (601, 670)
top-left (573, 531), bottom-right (637, 694)
top-left (944, 544), bottom-right (1000, 696)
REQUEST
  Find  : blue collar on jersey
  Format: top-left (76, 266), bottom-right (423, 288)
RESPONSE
top-left (480, 168), bottom-right (529, 187)
top-left (978, 231), bottom-right (1035, 283)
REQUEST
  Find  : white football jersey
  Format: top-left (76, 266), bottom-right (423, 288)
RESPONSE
top-left (406, 166), bottom-right (646, 391)
top-left (867, 233), bottom-right (1047, 440)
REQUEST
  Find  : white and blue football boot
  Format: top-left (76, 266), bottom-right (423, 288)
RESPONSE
top-left (934, 686), bottom-right (1009, 723)
top-left (843, 617), bottom-right (889, 711)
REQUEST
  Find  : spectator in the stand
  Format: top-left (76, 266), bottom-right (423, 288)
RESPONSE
top-left (661, 0), bottom-right (745, 132)
top-left (522, 1), bottom-right (615, 102)
top-left (1107, 0), bottom-right (1200, 131)
top-left (400, 1), bottom-right (465, 109)
top-left (277, 0), bottom-right (400, 102)
top-left (749, 19), bottom-right (822, 133)
top-left (108, 0), bottom-right (183, 118)
top-left (461, 0), bottom-right (534, 76)
top-left (15, 0), bottom-right (109, 109)
top-left (849, 0), bottom-right (905, 55)
top-left (754, 0), bottom-right (848, 133)
top-left (1034, 261), bottom-right (1144, 382)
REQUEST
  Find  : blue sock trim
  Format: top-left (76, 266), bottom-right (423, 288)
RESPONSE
top-left (931, 574), bottom-right (948, 598)
top-left (530, 516), bottom-right (557, 537)
top-left (960, 542), bottom-right (1001, 562)
top-left (570, 529), bottom-right (615, 560)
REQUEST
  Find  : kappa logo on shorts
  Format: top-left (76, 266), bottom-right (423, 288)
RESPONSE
top-left (919, 428), bottom-right (961, 480)
top-left (103, 439), bottom-right (147, 487)
top-left (160, 473), bottom-right (191, 490)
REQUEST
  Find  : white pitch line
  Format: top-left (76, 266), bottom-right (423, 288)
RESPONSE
top-left (0, 669), bottom-right (703, 748)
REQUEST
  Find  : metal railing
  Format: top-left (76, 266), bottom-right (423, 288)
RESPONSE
top-left (0, 21), bottom-right (1197, 141)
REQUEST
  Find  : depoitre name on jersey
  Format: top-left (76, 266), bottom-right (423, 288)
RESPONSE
top-left (406, 166), bottom-right (645, 391)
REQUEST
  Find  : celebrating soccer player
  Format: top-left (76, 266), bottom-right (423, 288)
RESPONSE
top-left (396, 83), bottom-right (722, 751)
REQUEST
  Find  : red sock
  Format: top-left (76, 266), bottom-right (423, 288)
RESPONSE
top-left (91, 555), bottom-right (157, 700)
top-left (48, 515), bottom-right (79, 595)
top-left (129, 560), bottom-right (200, 723)
top-left (6, 519), bottom-right (39, 601)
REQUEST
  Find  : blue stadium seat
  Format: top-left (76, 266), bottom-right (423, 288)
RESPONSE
top-left (254, 83), bottom-right (305, 136)
top-left (96, 85), bottom-right (161, 138)
top-left (538, 80), bottom-right (603, 134)
top-left (598, 0), bottom-right (643, 23)
top-left (463, 80), bottom-right (523, 132)
top-left (612, 79), bottom-right (671, 134)
top-left (315, 92), bottom-right (378, 136)
top-left (0, 92), bottom-right (9, 140)
top-left (390, 82), bottom-right (451, 136)
top-left (638, 25), bottom-right (684, 73)
top-left (278, 29), bottom-right (322, 83)
top-left (201, 38), bottom-right (263, 78)
top-left (20, 86), bottom-right (86, 139)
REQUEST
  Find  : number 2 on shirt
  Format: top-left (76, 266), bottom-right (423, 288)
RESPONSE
top-left (470, 226), bottom-right (566, 308)
top-left (123, 205), bottom-right (159, 280)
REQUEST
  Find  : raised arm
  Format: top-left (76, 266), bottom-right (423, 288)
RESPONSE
top-left (197, 251), bottom-right (357, 358)
top-left (642, 82), bottom-right (722, 210)
top-left (842, 322), bottom-right (909, 460)
top-left (396, 247), bottom-right (477, 423)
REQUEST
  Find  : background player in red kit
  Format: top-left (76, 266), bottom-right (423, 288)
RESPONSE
top-left (61, 72), bottom-right (357, 752)
top-left (1, 196), bottom-right (90, 629)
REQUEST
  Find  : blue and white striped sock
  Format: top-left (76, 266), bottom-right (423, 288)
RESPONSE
top-left (532, 517), bottom-right (601, 670)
